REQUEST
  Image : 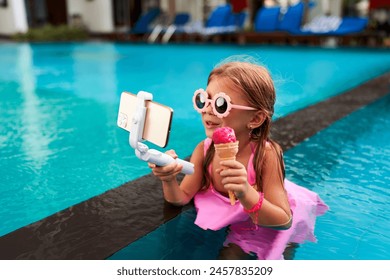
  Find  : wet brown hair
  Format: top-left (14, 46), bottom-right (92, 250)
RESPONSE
top-left (202, 61), bottom-right (285, 192)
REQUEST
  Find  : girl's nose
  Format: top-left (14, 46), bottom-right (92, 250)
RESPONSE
top-left (204, 102), bottom-right (214, 115)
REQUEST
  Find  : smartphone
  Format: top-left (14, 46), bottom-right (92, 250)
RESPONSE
top-left (117, 91), bottom-right (173, 148)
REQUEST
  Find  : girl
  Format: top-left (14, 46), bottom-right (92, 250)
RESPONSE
top-left (149, 59), bottom-right (328, 260)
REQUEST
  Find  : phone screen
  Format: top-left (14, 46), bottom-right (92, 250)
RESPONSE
top-left (117, 92), bottom-right (173, 147)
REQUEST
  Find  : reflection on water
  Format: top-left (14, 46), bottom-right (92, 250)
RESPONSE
top-left (18, 44), bottom-right (52, 171)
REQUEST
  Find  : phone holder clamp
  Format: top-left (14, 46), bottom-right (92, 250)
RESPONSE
top-left (128, 91), bottom-right (194, 175)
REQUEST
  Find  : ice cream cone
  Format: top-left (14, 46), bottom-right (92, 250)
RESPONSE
top-left (214, 141), bottom-right (239, 205)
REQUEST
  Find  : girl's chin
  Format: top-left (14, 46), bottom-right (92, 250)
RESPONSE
top-left (204, 127), bottom-right (215, 138)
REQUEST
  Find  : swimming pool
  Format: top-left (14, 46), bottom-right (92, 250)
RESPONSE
top-left (109, 94), bottom-right (390, 260)
top-left (286, 94), bottom-right (390, 260)
top-left (0, 43), bottom-right (389, 255)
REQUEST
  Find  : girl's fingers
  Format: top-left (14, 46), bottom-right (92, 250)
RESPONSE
top-left (219, 168), bottom-right (245, 177)
top-left (221, 175), bottom-right (247, 186)
top-left (148, 150), bottom-right (182, 183)
top-left (220, 160), bottom-right (243, 169)
top-left (157, 162), bottom-right (182, 172)
top-left (149, 161), bottom-right (182, 178)
top-left (160, 165), bottom-right (183, 182)
top-left (223, 182), bottom-right (244, 192)
top-left (149, 150), bottom-right (179, 170)
top-left (166, 149), bottom-right (178, 159)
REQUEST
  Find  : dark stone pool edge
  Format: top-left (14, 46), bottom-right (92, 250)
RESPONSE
top-left (0, 73), bottom-right (389, 260)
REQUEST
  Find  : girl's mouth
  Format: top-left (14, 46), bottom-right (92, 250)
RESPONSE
top-left (205, 120), bottom-right (220, 129)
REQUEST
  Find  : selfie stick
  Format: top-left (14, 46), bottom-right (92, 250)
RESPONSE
top-left (129, 91), bottom-right (194, 175)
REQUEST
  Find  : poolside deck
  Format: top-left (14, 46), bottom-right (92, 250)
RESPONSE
top-left (0, 72), bottom-right (389, 260)
top-left (90, 30), bottom-right (386, 48)
top-left (234, 31), bottom-right (383, 47)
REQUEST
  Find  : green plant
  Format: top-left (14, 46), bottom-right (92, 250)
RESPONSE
top-left (12, 24), bottom-right (88, 42)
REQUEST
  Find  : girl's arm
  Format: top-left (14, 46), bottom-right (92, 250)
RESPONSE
top-left (257, 144), bottom-right (291, 227)
top-left (149, 141), bottom-right (205, 206)
top-left (238, 185), bottom-right (292, 229)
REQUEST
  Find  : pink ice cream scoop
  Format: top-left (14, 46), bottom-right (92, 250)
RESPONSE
top-left (212, 127), bottom-right (236, 144)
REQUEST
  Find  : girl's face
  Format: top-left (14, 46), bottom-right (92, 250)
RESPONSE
top-left (201, 77), bottom-right (257, 140)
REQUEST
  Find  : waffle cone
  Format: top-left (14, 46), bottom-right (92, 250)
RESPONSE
top-left (214, 141), bottom-right (239, 205)
top-left (214, 142), bottom-right (239, 160)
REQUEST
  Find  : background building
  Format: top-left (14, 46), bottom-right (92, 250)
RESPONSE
top-left (0, 0), bottom-right (380, 39)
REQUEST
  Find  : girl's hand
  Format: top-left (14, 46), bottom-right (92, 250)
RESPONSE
top-left (148, 150), bottom-right (183, 182)
top-left (217, 160), bottom-right (250, 198)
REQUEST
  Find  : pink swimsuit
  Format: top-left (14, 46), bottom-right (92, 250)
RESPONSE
top-left (194, 138), bottom-right (329, 260)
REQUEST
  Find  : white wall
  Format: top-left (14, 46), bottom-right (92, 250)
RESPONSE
top-left (67, 0), bottom-right (84, 16)
top-left (177, 0), bottom-right (202, 22)
top-left (159, 0), bottom-right (202, 22)
top-left (0, 0), bottom-right (28, 35)
top-left (67, 0), bottom-right (114, 33)
top-left (321, 0), bottom-right (342, 17)
top-left (83, 0), bottom-right (114, 33)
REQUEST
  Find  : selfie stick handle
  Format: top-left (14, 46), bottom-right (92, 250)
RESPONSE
top-left (129, 91), bottom-right (194, 175)
top-left (135, 148), bottom-right (194, 175)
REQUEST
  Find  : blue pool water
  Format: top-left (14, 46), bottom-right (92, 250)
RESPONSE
top-left (287, 95), bottom-right (390, 260)
top-left (110, 94), bottom-right (390, 260)
top-left (0, 42), bottom-right (389, 245)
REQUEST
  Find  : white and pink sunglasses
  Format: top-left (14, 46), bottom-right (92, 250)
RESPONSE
top-left (193, 89), bottom-right (257, 118)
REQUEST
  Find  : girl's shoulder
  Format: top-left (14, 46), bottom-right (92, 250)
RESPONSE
top-left (263, 140), bottom-right (283, 163)
top-left (190, 139), bottom-right (209, 158)
top-left (189, 140), bottom-right (208, 165)
top-left (264, 140), bottom-right (282, 153)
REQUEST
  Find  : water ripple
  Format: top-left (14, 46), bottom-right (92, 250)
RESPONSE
top-left (286, 95), bottom-right (390, 260)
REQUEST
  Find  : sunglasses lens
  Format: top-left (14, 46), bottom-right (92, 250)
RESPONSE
top-left (195, 93), bottom-right (206, 109)
top-left (214, 96), bottom-right (228, 114)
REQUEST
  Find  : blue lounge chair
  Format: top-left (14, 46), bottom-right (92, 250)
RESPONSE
top-left (179, 5), bottom-right (231, 35)
top-left (202, 5), bottom-right (247, 35)
top-left (292, 16), bottom-right (368, 35)
top-left (278, 2), bottom-right (305, 33)
top-left (329, 17), bottom-right (369, 35)
top-left (130, 8), bottom-right (161, 34)
top-left (159, 13), bottom-right (191, 43)
top-left (226, 10), bottom-right (247, 30)
top-left (205, 5), bottom-right (232, 29)
top-left (170, 13), bottom-right (191, 32)
top-left (254, 2), bottom-right (317, 33)
top-left (254, 2), bottom-right (368, 35)
top-left (278, 1), bottom-right (368, 36)
top-left (254, 6), bottom-right (281, 32)
top-left (238, 2), bottom-right (368, 45)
